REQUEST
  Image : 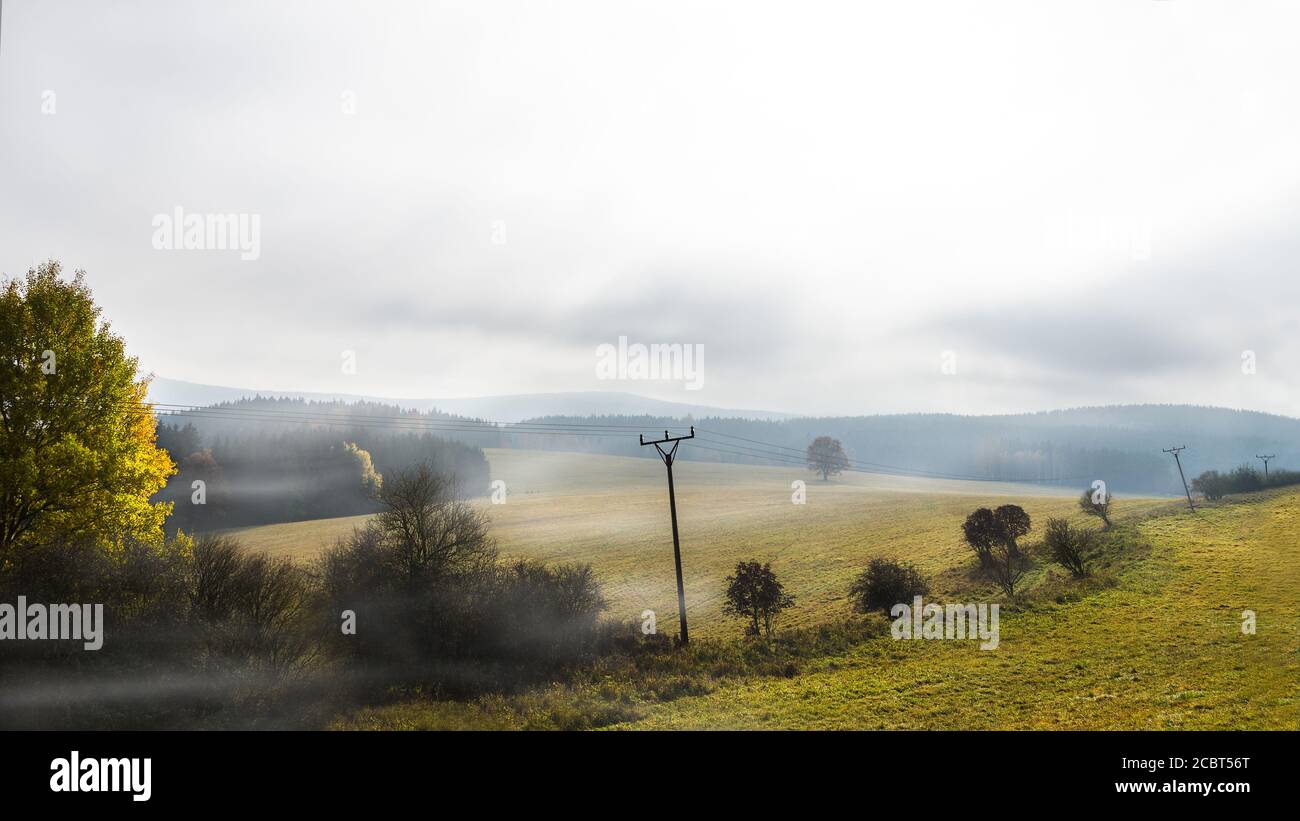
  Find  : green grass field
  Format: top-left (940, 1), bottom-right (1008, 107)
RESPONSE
top-left (610, 489), bottom-right (1300, 729)
top-left (227, 448), bottom-right (1298, 730)
top-left (611, 491), bottom-right (1300, 727)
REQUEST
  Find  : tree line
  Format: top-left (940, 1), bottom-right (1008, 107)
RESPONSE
top-left (1191, 464), bottom-right (1300, 501)
top-left (499, 408), bottom-right (1299, 494)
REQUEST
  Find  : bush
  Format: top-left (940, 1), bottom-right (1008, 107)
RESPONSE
top-left (0, 531), bottom-right (317, 729)
top-left (1227, 465), bottom-right (1264, 493)
top-left (1040, 517), bottom-right (1094, 578)
top-left (1267, 468), bottom-right (1300, 487)
top-left (1078, 486), bottom-right (1113, 528)
top-left (318, 528), bottom-right (611, 689)
top-left (1192, 464), bottom-right (1300, 501)
top-left (847, 558), bottom-right (929, 614)
top-left (474, 559), bottom-right (609, 663)
top-left (1191, 470), bottom-right (1227, 501)
top-left (169, 533), bottom-right (318, 677)
top-left (315, 468), bottom-right (611, 692)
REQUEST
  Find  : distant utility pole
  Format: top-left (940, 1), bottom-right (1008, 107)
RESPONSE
top-left (1163, 446), bottom-right (1195, 511)
top-left (1256, 454), bottom-right (1276, 480)
top-left (641, 426), bottom-right (695, 647)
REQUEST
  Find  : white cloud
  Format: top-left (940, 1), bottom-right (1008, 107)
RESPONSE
top-left (2, 0), bottom-right (1298, 416)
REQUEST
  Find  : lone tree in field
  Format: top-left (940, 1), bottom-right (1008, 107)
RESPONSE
top-left (961, 504), bottom-right (1032, 595)
top-left (723, 561), bottom-right (795, 638)
top-left (1078, 485), bottom-right (1113, 528)
top-left (806, 436), bottom-right (849, 481)
top-left (0, 261), bottom-right (175, 560)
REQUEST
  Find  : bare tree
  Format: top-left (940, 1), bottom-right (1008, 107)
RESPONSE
top-left (1042, 517), bottom-right (1094, 578)
top-left (987, 541), bottom-right (1029, 596)
top-left (372, 464), bottom-right (496, 586)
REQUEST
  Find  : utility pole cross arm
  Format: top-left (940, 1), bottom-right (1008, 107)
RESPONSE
top-left (1163, 446), bottom-right (1195, 511)
top-left (1256, 454), bottom-right (1276, 479)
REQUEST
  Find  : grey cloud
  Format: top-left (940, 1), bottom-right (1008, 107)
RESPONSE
top-left (922, 306), bottom-right (1213, 374)
top-left (333, 268), bottom-right (798, 363)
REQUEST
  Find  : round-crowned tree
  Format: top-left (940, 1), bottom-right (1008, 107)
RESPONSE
top-left (723, 561), bottom-right (795, 638)
top-left (806, 436), bottom-right (849, 481)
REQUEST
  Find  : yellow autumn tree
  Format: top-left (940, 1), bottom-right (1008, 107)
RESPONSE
top-left (0, 261), bottom-right (175, 561)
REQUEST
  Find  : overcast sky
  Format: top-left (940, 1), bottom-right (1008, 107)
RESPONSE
top-left (2, 1), bottom-right (1298, 417)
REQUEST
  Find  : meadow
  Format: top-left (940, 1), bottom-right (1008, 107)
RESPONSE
top-left (230, 448), bottom-right (1168, 637)
top-left (227, 449), bottom-right (1297, 730)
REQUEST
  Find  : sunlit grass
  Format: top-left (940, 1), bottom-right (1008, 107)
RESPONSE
top-left (608, 488), bottom-right (1300, 729)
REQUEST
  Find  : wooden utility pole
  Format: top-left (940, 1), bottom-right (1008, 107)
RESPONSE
top-left (641, 427), bottom-right (694, 646)
top-left (1256, 454), bottom-right (1275, 480)
top-left (1163, 446), bottom-right (1194, 510)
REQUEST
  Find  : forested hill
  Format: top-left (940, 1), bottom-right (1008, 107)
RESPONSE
top-left (153, 398), bottom-right (1300, 497)
top-left (516, 405), bottom-right (1300, 495)
top-left (153, 398), bottom-right (491, 531)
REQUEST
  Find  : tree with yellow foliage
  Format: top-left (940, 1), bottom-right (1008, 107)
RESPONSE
top-left (0, 261), bottom-right (175, 561)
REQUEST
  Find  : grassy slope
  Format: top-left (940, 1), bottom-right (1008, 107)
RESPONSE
top-left (336, 488), bottom-right (1298, 730)
top-left (230, 448), bottom-right (1161, 638)
top-left (608, 489), bottom-right (1300, 729)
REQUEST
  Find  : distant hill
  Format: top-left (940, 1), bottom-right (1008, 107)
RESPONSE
top-left (148, 386), bottom-right (1300, 496)
top-left (147, 377), bottom-right (793, 422)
